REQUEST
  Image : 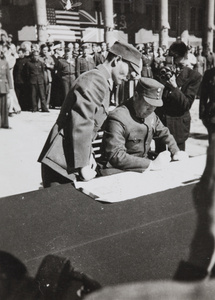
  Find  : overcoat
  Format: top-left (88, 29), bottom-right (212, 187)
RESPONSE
top-left (38, 65), bottom-right (110, 179)
top-left (0, 59), bottom-right (12, 93)
top-left (156, 66), bottom-right (202, 144)
top-left (101, 98), bottom-right (179, 172)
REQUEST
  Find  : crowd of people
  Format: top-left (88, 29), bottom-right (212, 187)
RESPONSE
top-left (1, 31), bottom-right (215, 182)
top-left (0, 34), bottom-right (112, 128)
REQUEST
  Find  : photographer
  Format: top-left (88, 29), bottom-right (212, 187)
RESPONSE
top-left (155, 41), bottom-right (202, 151)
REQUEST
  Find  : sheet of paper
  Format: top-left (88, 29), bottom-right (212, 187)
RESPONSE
top-left (74, 155), bottom-right (206, 203)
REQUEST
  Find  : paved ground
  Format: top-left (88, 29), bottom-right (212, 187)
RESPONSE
top-left (0, 99), bottom-right (208, 198)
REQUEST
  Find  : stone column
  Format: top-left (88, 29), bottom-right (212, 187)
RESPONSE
top-left (34, 0), bottom-right (48, 44)
top-left (160, 0), bottom-right (169, 48)
top-left (206, 0), bottom-right (215, 51)
top-left (102, 0), bottom-right (115, 46)
top-left (180, 1), bottom-right (189, 45)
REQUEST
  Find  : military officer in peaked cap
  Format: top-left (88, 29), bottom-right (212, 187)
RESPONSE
top-left (100, 77), bottom-right (188, 174)
top-left (38, 41), bottom-right (142, 187)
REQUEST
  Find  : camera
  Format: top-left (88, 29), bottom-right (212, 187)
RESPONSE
top-left (159, 56), bottom-right (175, 81)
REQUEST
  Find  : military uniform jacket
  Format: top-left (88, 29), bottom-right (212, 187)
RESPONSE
top-left (38, 64), bottom-right (110, 179)
top-left (0, 59), bottom-right (12, 94)
top-left (102, 98), bottom-right (179, 172)
top-left (199, 67), bottom-right (215, 124)
top-left (156, 67), bottom-right (202, 144)
top-left (58, 57), bottom-right (76, 78)
top-left (25, 59), bottom-right (45, 85)
top-left (76, 55), bottom-right (95, 78)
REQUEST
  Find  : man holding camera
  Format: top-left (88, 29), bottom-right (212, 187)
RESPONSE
top-left (155, 41), bottom-right (202, 151)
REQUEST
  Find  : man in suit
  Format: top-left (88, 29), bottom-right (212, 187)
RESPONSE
top-left (13, 48), bottom-right (29, 111)
top-left (100, 78), bottom-right (187, 174)
top-left (38, 41), bottom-right (141, 187)
top-left (155, 41), bottom-right (202, 151)
top-left (25, 50), bottom-right (49, 113)
top-left (96, 42), bottom-right (108, 65)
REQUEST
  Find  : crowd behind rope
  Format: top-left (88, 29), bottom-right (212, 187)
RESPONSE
top-left (0, 31), bottom-right (214, 137)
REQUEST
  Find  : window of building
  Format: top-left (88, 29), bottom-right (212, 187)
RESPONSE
top-left (189, 5), bottom-right (203, 32)
top-left (1, 0), bottom-right (32, 5)
top-left (169, 5), bottom-right (177, 32)
top-left (113, 0), bottom-right (134, 15)
top-left (145, 3), bottom-right (159, 32)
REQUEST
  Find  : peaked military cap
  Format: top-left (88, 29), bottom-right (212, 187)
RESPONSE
top-left (109, 41), bottom-right (142, 74)
top-left (135, 78), bottom-right (164, 107)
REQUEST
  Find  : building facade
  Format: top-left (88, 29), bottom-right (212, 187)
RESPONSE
top-left (0, 0), bottom-right (214, 50)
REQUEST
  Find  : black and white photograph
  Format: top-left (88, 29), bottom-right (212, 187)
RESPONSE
top-left (0, 0), bottom-right (214, 299)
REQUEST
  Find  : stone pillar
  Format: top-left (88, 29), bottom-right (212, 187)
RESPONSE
top-left (206, 0), bottom-right (215, 51)
top-left (160, 0), bottom-right (169, 48)
top-left (180, 1), bottom-right (189, 45)
top-left (102, 0), bottom-right (115, 46)
top-left (34, 0), bottom-right (48, 44)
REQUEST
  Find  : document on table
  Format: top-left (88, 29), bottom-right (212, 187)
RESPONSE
top-left (74, 155), bottom-right (206, 203)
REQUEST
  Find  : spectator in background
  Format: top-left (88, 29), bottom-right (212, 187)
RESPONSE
top-left (67, 42), bottom-right (74, 53)
top-left (141, 43), bottom-right (154, 78)
top-left (91, 42), bottom-right (100, 66)
top-left (186, 45), bottom-right (197, 69)
top-left (156, 41), bottom-right (202, 151)
top-left (50, 44), bottom-right (64, 108)
top-left (7, 34), bottom-right (18, 58)
top-left (0, 42), bottom-right (12, 128)
top-left (152, 47), bottom-right (166, 78)
top-left (73, 42), bottom-right (80, 59)
top-left (135, 43), bottom-right (144, 54)
top-left (1, 33), bottom-right (8, 46)
top-left (58, 47), bottom-right (76, 102)
top-left (31, 43), bottom-right (40, 53)
top-left (0, 22), bottom-right (8, 42)
top-left (205, 47), bottom-right (215, 70)
top-left (3, 44), bottom-right (21, 115)
top-left (39, 44), bottom-right (55, 109)
top-left (76, 43), bottom-right (95, 78)
top-left (25, 50), bottom-right (49, 113)
top-left (13, 48), bottom-right (29, 111)
top-left (195, 45), bottom-right (207, 75)
top-left (96, 42), bottom-right (108, 64)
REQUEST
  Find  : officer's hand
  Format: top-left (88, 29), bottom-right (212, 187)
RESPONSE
top-left (149, 150), bottom-right (171, 170)
top-left (89, 154), bottom-right (97, 171)
top-left (80, 165), bottom-right (97, 181)
top-left (172, 151), bottom-right (189, 161)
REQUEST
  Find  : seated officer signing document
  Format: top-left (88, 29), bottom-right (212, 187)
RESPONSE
top-left (100, 78), bottom-right (188, 173)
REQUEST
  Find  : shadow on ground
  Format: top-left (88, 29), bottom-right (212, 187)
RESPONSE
top-left (189, 133), bottom-right (208, 140)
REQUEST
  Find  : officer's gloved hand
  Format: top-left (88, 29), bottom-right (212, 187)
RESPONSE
top-left (80, 155), bottom-right (97, 181)
top-left (149, 150), bottom-right (171, 171)
top-left (172, 150), bottom-right (189, 161)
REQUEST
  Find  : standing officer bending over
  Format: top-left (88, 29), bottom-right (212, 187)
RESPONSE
top-left (38, 41), bottom-right (141, 187)
top-left (100, 78), bottom-right (188, 174)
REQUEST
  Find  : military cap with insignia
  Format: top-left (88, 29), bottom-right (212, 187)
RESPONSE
top-left (109, 41), bottom-right (142, 74)
top-left (135, 77), bottom-right (164, 107)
